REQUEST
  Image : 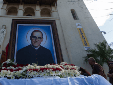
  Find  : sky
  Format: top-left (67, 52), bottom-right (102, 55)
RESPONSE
top-left (84, 0), bottom-right (113, 48)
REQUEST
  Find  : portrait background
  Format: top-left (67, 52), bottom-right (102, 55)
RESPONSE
top-left (15, 24), bottom-right (56, 63)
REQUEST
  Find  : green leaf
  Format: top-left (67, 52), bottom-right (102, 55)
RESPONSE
top-left (83, 40), bottom-right (113, 66)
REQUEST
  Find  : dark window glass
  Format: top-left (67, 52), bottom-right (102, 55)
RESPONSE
top-left (26, 14), bottom-right (32, 16)
top-left (71, 9), bottom-right (79, 20)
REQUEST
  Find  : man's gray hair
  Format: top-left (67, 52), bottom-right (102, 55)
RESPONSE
top-left (88, 57), bottom-right (95, 62)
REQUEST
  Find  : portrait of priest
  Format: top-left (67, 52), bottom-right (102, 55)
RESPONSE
top-left (16, 30), bottom-right (54, 66)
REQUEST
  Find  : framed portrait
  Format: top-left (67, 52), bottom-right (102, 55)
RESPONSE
top-left (8, 19), bottom-right (63, 65)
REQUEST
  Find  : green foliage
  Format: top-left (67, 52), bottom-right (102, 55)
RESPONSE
top-left (83, 40), bottom-right (113, 66)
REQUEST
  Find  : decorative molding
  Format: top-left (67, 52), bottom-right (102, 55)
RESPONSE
top-left (4, 0), bottom-right (57, 6)
top-left (0, 16), bottom-right (60, 20)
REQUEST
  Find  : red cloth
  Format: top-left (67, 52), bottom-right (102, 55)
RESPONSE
top-left (6, 43), bottom-right (9, 59)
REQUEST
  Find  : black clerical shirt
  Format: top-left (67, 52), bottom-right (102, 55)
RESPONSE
top-left (16, 45), bottom-right (54, 65)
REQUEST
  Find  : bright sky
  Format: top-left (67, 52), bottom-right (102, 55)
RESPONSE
top-left (84, 0), bottom-right (113, 48)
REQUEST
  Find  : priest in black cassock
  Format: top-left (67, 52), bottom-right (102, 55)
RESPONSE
top-left (16, 30), bottom-right (54, 66)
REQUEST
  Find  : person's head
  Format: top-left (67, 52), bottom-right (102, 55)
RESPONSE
top-left (108, 62), bottom-right (113, 69)
top-left (109, 64), bottom-right (113, 69)
top-left (88, 57), bottom-right (95, 65)
top-left (30, 30), bottom-right (43, 48)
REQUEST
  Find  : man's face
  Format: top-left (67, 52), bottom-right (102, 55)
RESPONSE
top-left (88, 60), bottom-right (92, 65)
top-left (109, 64), bottom-right (113, 68)
top-left (31, 32), bottom-right (43, 47)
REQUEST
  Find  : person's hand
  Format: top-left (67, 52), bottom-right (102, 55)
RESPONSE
top-left (80, 67), bottom-right (84, 70)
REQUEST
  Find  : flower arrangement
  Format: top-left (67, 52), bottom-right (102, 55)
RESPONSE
top-left (0, 59), bottom-right (81, 79)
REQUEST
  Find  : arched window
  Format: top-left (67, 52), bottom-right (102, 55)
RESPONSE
top-left (24, 7), bottom-right (35, 16)
top-left (71, 9), bottom-right (79, 20)
top-left (41, 8), bottom-right (51, 17)
top-left (7, 7), bottom-right (17, 16)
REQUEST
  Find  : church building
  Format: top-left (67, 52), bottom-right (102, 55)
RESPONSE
top-left (0, 0), bottom-right (108, 74)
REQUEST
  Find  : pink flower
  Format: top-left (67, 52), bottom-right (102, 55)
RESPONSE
top-left (60, 66), bottom-right (64, 69)
top-left (40, 68), bottom-right (45, 72)
top-left (52, 68), bottom-right (56, 71)
top-left (33, 69), bottom-right (39, 72)
top-left (13, 67), bottom-right (22, 71)
top-left (33, 69), bottom-right (39, 71)
top-left (64, 64), bottom-right (68, 65)
top-left (71, 68), bottom-right (76, 70)
top-left (16, 64), bottom-right (20, 67)
top-left (12, 65), bottom-right (16, 68)
top-left (56, 68), bottom-right (62, 71)
top-left (19, 64), bottom-right (24, 67)
top-left (28, 69), bottom-right (33, 71)
top-left (3, 68), bottom-right (8, 71)
top-left (70, 64), bottom-right (75, 66)
top-left (3, 63), bottom-right (7, 67)
top-left (10, 69), bottom-right (13, 72)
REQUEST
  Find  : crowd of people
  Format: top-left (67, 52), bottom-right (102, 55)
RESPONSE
top-left (79, 57), bottom-right (113, 85)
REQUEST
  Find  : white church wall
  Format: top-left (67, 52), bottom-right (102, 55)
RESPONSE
top-left (57, 0), bottom-right (108, 75)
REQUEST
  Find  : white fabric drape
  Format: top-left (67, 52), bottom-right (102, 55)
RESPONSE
top-left (0, 75), bottom-right (111, 85)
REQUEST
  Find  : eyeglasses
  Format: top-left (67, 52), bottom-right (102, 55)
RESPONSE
top-left (31, 36), bottom-right (42, 40)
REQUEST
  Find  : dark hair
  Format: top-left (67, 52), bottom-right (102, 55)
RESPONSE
top-left (30, 30), bottom-right (43, 40)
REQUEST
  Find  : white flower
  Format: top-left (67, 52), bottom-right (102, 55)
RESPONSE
top-left (28, 64), bottom-right (31, 68)
top-left (70, 73), bottom-right (74, 77)
top-left (35, 66), bottom-right (40, 69)
top-left (11, 76), bottom-right (15, 79)
top-left (40, 72), bottom-right (45, 76)
top-left (48, 65), bottom-right (52, 68)
top-left (23, 67), bottom-right (27, 71)
top-left (50, 71), bottom-right (54, 75)
top-left (46, 69), bottom-right (50, 72)
top-left (0, 61), bottom-right (81, 79)
top-left (52, 65), bottom-right (56, 69)
top-left (6, 74), bottom-right (12, 77)
top-left (34, 64), bottom-right (37, 67)
top-left (7, 70), bottom-right (11, 75)
top-left (1, 70), bottom-right (7, 75)
top-left (1, 74), bottom-right (5, 78)
top-left (2, 67), bottom-right (6, 69)
top-left (10, 66), bottom-right (14, 69)
top-left (15, 71), bottom-right (20, 75)
top-left (10, 72), bottom-right (14, 75)
top-left (7, 59), bottom-right (11, 62)
top-left (26, 66), bottom-right (30, 69)
top-left (60, 62), bottom-right (68, 65)
top-left (20, 70), bottom-right (24, 73)
top-left (55, 70), bottom-right (60, 75)
top-left (45, 65), bottom-right (48, 68)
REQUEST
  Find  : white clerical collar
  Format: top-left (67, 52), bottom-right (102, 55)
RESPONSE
top-left (31, 44), bottom-right (40, 50)
top-left (35, 46), bottom-right (40, 50)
